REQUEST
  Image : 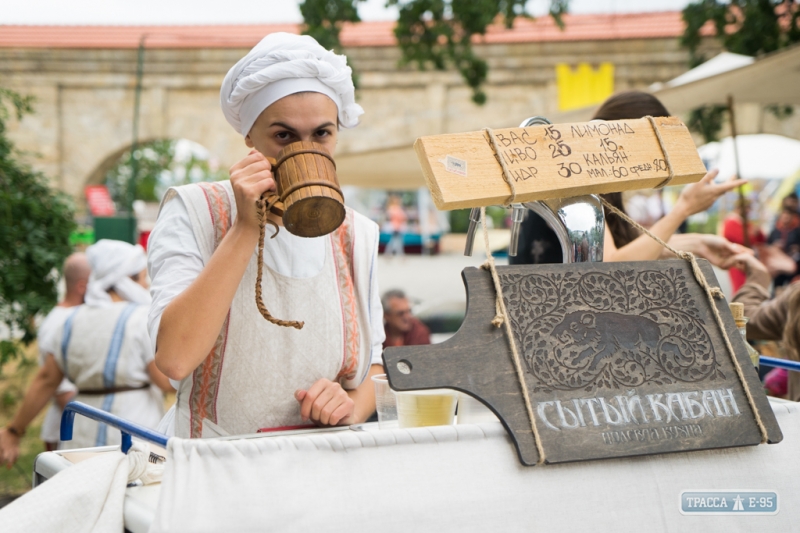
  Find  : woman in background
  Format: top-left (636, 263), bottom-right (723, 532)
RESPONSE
top-left (596, 91), bottom-right (748, 266)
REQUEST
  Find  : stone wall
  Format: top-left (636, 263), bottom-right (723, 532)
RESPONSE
top-left (2, 36), bottom-right (797, 201)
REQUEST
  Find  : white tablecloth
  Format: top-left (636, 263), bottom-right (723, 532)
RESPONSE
top-left (150, 399), bottom-right (800, 533)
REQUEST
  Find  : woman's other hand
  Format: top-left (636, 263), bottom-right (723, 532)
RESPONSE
top-left (674, 169), bottom-right (746, 218)
top-left (667, 233), bottom-right (751, 268)
top-left (721, 252), bottom-right (772, 290)
top-left (754, 244), bottom-right (797, 277)
top-left (229, 149), bottom-right (277, 235)
top-left (0, 428), bottom-right (21, 468)
top-left (295, 379), bottom-right (355, 426)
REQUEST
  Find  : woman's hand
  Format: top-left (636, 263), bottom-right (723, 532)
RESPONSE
top-left (667, 233), bottom-right (751, 268)
top-left (229, 149), bottom-right (277, 235)
top-left (674, 169), bottom-right (745, 218)
top-left (754, 244), bottom-right (797, 277)
top-left (722, 251), bottom-right (773, 290)
top-left (295, 379), bottom-right (355, 426)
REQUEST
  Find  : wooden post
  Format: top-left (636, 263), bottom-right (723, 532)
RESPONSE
top-left (727, 95), bottom-right (750, 248)
top-left (414, 116), bottom-right (707, 210)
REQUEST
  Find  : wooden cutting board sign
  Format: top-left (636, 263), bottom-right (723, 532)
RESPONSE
top-left (383, 262), bottom-right (783, 466)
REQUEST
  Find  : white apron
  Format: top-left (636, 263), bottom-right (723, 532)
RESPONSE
top-left (52, 303), bottom-right (164, 448)
top-left (164, 181), bottom-right (376, 438)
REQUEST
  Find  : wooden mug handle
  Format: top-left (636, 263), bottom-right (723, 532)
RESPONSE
top-left (264, 156), bottom-right (285, 216)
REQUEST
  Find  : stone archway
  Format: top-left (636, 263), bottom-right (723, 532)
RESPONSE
top-left (85, 137), bottom-right (227, 203)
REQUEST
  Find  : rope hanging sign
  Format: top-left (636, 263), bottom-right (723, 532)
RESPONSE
top-left (385, 116), bottom-right (783, 467)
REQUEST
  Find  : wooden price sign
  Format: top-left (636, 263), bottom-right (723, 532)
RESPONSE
top-left (383, 262), bottom-right (783, 466)
top-left (414, 117), bottom-right (707, 209)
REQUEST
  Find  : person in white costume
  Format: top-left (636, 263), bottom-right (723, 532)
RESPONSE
top-left (37, 252), bottom-right (90, 451)
top-left (0, 240), bottom-right (172, 465)
top-left (148, 32), bottom-right (385, 438)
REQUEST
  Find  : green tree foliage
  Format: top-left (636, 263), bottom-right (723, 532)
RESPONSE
top-left (0, 88), bottom-right (76, 366)
top-left (388, 0), bottom-right (567, 104)
top-left (300, 0), bottom-right (364, 52)
top-left (106, 139), bottom-right (227, 206)
top-left (681, 0), bottom-right (800, 141)
top-left (300, 0), bottom-right (569, 105)
top-left (685, 105), bottom-right (727, 144)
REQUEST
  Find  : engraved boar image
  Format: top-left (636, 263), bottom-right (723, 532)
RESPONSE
top-left (551, 311), bottom-right (664, 371)
top-left (503, 269), bottom-right (722, 392)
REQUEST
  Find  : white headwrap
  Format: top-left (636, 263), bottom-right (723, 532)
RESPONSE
top-left (84, 239), bottom-right (151, 308)
top-left (220, 32), bottom-right (364, 136)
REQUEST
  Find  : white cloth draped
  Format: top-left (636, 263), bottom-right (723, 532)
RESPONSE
top-left (84, 239), bottom-right (151, 308)
top-left (220, 32), bottom-right (363, 135)
top-left (149, 400), bottom-right (800, 533)
top-left (0, 444), bottom-right (161, 533)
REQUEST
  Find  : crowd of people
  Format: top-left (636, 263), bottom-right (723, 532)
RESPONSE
top-left (1, 34), bottom-right (799, 469)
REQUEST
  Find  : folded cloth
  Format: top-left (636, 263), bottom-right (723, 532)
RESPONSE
top-left (85, 239), bottom-right (151, 308)
top-left (0, 443), bottom-right (162, 533)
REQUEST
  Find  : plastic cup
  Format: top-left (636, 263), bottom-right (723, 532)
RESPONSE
top-left (396, 389), bottom-right (458, 428)
top-left (372, 374), bottom-right (398, 429)
top-left (457, 393), bottom-right (498, 424)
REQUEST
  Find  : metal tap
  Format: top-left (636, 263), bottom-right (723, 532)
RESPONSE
top-left (464, 116), bottom-right (605, 263)
top-left (463, 207), bottom-right (483, 257)
top-left (507, 204), bottom-right (527, 257)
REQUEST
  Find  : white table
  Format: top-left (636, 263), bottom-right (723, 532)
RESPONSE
top-left (34, 398), bottom-right (800, 533)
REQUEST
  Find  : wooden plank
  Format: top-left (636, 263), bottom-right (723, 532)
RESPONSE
top-left (383, 261), bottom-right (783, 466)
top-left (415, 117), bottom-right (707, 210)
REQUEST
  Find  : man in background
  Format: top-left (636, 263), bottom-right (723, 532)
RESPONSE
top-left (382, 289), bottom-right (430, 348)
top-left (384, 196), bottom-right (407, 256)
top-left (768, 193), bottom-right (800, 287)
top-left (36, 253), bottom-right (90, 451)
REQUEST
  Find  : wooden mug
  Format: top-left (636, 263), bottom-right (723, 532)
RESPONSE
top-left (264, 141), bottom-right (345, 238)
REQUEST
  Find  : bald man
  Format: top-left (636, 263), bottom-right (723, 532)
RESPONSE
top-left (37, 252), bottom-right (91, 450)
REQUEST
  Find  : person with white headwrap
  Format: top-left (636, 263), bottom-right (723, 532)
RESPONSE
top-left (0, 241), bottom-right (173, 464)
top-left (147, 32), bottom-right (384, 439)
top-left (84, 239), bottom-right (152, 307)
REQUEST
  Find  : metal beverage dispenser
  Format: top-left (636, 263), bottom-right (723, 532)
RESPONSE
top-left (463, 116), bottom-right (605, 263)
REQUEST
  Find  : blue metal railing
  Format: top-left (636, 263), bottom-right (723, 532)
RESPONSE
top-left (759, 356), bottom-right (800, 373)
top-left (60, 401), bottom-right (170, 453)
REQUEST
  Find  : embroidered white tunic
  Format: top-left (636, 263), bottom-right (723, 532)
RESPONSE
top-left (51, 303), bottom-right (164, 448)
top-left (148, 181), bottom-right (383, 438)
top-left (37, 306), bottom-right (80, 443)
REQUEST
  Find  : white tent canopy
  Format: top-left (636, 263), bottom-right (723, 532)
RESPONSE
top-left (697, 134), bottom-right (800, 182)
top-left (650, 51), bottom-right (754, 90)
top-left (655, 44), bottom-right (800, 113)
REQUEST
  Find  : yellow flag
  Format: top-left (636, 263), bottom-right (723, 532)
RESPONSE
top-left (556, 63), bottom-right (614, 112)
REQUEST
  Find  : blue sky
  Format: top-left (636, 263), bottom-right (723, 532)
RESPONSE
top-left (2, 0), bottom-right (695, 25)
